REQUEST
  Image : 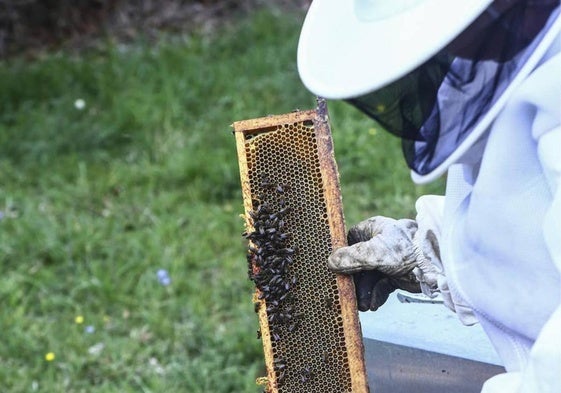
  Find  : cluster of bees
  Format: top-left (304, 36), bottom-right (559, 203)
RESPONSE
top-left (244, 179), bottom-right (300, 339)
top-left (244, 178), bottom-right (303, 388)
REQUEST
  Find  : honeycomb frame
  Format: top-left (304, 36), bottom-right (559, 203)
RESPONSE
top-left (232, 101), bottom-right (369, 393)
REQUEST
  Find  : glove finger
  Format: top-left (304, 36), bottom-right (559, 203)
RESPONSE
top-left (330, 227), bottom-right (418, 275)
top-left (392, 275), bottom-right (422, 293)
top-left (369, 277), bottom-right (397, 311)
top-left (328, 239), bottom-right (390, 273)
top-left (329, 244), bottom-right (365, 273)
top-left (354, 271), bottom-right (383, 312)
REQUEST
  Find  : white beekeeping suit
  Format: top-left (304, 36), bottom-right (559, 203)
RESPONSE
top-left (297, 1), bottom-right (561, 391)
top-left (417, 33), bottom-right (561, 391)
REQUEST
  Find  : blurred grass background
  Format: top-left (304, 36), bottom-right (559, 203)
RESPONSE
top-left (0, 4), bottom-right (444, 392)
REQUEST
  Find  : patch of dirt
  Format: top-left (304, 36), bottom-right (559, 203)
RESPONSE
top-left (0, 0), bottom-right (310, 58)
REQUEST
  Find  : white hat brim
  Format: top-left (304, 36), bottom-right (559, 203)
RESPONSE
top-left (298, 0), bottom-right (492, 99)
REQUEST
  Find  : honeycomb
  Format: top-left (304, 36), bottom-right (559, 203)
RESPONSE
top-left (233, 104), bottom-right (369, 393)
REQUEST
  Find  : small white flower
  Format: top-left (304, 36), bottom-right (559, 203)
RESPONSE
top-left (88, 342), bottom-right (105, 355)
top-left (74, 98), bottom-right (86, 110)
top-left (149, 357), bottom-right (165, 375)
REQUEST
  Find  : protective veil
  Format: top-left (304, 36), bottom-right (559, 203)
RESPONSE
top-left (349, 0), bottom-right (560, 182)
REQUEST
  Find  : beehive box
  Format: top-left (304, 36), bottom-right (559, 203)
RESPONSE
top-left (232, 101), bottom-right (369, 393)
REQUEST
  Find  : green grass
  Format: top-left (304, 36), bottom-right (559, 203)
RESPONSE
top-left (0, 9), bottom-right (444, 392)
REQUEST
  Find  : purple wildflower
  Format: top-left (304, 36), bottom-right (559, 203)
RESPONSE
top-left (85, 325), bottom-right (95, 334)
top-left (157, 269), bottom-right (171, 286)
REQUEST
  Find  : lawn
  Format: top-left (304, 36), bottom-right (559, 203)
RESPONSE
top-left (0, 8), bottom-right (444, 392)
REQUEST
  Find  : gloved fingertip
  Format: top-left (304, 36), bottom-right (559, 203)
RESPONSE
top-left (354, 271), bottom-right (382, 311)
top-left (356, 287), bottom-right (372, 311)
top-left (357, 303), bottom-right (369, 312)
top-left (369, 279), bottom-right (394, 311)
top-left (328, 247), bottom-right (360, 273)
top-left (369, 293), bottom-right (387, 311)
top-left (327, 248), bottom-right (344, 270)
top-left (358, 295), bottom-right (372, 312)
top-left (369, 300), bottom-right (384, 311)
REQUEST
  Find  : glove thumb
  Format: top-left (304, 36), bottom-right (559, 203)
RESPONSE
top-left (329, 242), bottom-right (376, 274)
top-left (328, 221), bottom-right (418, 275)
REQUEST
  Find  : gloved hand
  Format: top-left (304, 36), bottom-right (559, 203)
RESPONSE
top-left (328, 216), bottom-right (441, 311)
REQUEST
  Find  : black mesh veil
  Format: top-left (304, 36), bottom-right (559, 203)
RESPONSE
top-left (348, 0), bottom-right (560, 176)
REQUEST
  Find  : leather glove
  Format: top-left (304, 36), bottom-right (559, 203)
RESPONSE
top-left (328, 216), bottom-right (441, 311)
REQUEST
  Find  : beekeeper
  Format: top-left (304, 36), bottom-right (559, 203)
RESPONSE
top-left (297, 0), bottom-right (561, 391)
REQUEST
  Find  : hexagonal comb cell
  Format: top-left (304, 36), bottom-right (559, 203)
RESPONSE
top-left (233, 101), bottom-right (369, 393)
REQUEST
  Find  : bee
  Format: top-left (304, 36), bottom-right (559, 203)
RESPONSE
top-left (273, 358), bottom-right (286, 370)
top-left (288, 321), bottom-right (299, 333)
top-left (274, 358), bottom-right (287, 387)
top-left (300, 366), bottom-right (313, 383)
